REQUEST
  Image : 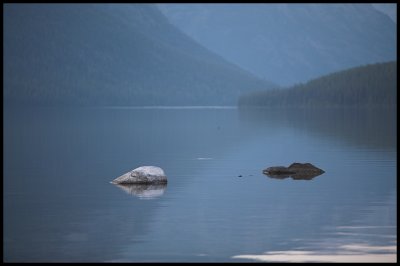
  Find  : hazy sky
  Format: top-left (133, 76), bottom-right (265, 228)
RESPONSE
top-left (372, 3), bottom-right (397, 23)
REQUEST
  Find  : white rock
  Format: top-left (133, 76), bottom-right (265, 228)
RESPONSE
top-left (111, 166), bottom-right (167, 184)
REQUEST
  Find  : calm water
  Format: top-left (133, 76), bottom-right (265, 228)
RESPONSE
top-left (3, 106), bottom-right (397, 262)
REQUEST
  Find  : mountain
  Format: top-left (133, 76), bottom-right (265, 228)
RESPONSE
top-left (4, 4), bottom-right (275, 106)
top-left (238, 61), bottom-right (397, 107)
top-left (158, 4), bottom-right (397, 86)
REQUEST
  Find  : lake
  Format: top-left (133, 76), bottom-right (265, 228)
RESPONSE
top-left (3, 106), bottom-right (397, 262)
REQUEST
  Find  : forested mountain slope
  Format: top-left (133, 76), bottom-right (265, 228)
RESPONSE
top-left (4, 4), bottom-right (274, 106)
top-left (238, 61), bottom-right (397, 107)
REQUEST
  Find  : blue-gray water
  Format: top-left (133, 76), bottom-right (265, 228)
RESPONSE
top-left (3, 106), bottom-right (397, 262)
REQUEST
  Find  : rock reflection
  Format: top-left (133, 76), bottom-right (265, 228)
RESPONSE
top-left (113, 183), bottom-right (167, 199)
top-left (264, 172), bottom-right (323, 180)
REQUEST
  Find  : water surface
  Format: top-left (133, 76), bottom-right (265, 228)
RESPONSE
top-left (3, 106), bottom-right (396, 262)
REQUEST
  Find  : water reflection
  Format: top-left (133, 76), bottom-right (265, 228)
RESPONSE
top-left (264, 172), bottom-right (324, 180)
top-left (238, 107), bottom-right (396, 151)
top-left (113, 183), bottom-right (167, 199)
top-left (4, 107), bottom-right (396, 262)
top-left (232, 244), bottom-right (397, 263)
top-left (233, 222), bottom-right (397, 262)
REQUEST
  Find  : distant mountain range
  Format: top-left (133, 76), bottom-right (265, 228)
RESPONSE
top-left (158, 4), bottom-right (397, 86)
top-left (4, 4), bottom-right (274, 106)
top-left (238, 61), bottom-right (397, 108)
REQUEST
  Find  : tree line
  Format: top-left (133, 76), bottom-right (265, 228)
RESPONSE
top-left (238, 61), bottom-right (396, 108)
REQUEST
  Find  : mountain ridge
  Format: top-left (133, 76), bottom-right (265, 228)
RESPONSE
top-left (158, 4), bottom-right (397, 86)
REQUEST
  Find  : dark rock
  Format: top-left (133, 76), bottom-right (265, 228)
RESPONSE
top-left (287, 163), bottom-right (324, 174)
top-left (263, 163), bottom-right (324, 180)
top-left (263, 166), bottom-right (296, 175)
